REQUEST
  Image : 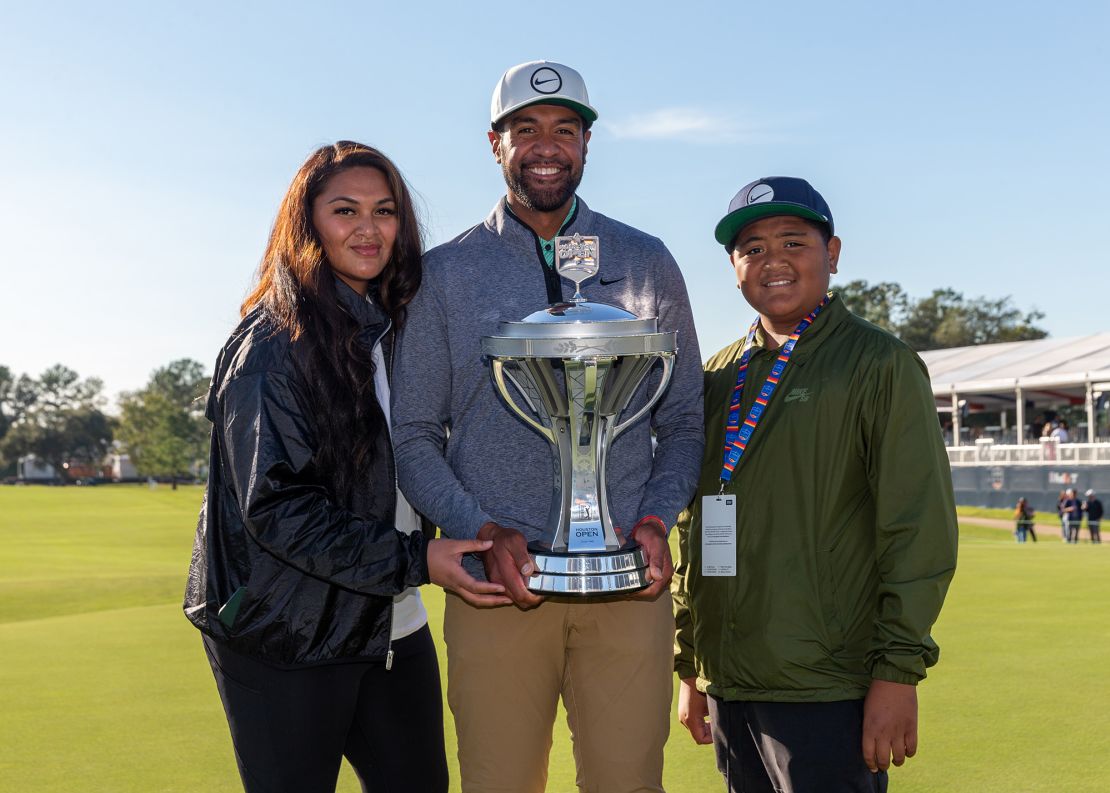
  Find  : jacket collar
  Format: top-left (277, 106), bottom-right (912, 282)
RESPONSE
top-left (751, 293), bottom-right (849, 366)
top-left (333, 277), bottom-right (391, 349)
top-left (485, 195), bottom-right (592, 249)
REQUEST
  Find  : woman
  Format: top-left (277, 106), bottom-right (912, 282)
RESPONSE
top-left (184, 142), bottom-right (509, 793)
top-left (1014, 497), bottom-right (1036, 542)
top-left (1057, 489), bottom-right (1068, 540)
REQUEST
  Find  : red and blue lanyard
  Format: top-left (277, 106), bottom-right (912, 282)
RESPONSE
top-left (719, 295), bottom-right (830, 489)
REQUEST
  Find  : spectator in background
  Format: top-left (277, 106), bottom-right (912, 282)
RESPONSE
top-left (1051, 420), bottom-right (1071, 443)
top-left (1083, 490), bottom-right (1103, 544)
top-left (1014, 498), bottom-right (1036, 543)
top-left (1042, 423), bottom-right (1059, 461)
top-left (1062, 488), bottom-right (1082, 543)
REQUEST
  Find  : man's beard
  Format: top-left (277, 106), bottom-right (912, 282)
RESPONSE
top-left (503, 160), bottom-right (583, 213)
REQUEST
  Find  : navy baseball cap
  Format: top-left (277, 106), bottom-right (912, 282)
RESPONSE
top-left (714, 176), bottom-right (834, 248)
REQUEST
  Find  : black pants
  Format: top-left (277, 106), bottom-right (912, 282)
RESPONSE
top-left (204, 625), bottom-right (448, 793)
top-left (707, 697), bottom-right (888, 793)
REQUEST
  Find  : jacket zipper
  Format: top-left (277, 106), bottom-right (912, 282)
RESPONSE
top-left (503, 198), bottom-right (578, 304)
top-left (371, 316), bottom-right (399, 672)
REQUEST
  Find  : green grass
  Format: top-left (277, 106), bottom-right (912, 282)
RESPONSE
top-left (2, 485), bottom-right (1108, 791)
top-left (0, 485), bottom-right (194, 624)
top-left (956, 505), bottom-right (1057, 524)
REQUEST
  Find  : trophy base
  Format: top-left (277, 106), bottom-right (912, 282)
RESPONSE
top-left (526, 541), bottom-right (650, 596)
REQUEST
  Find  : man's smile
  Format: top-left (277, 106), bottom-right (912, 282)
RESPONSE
top-left (525, 163), bottom-right (565, 178)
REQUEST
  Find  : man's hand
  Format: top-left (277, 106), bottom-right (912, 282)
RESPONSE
top-left (862, 679), bottom-right (918, 772)
top-left (427, 539), bottom-right (513, 607)
top-left (476, 522), bottom-right (544, 609)
top-left (678, 676), bottom-right (713, 745)
top-left (628, 517), bottom-right (674, 600)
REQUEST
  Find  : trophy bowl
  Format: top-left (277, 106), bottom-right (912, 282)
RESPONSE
top-left (480, 235), bottom-right (677, 595)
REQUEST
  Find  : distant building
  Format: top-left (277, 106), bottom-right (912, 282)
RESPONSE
top-left (109, 453), bottom-right (138, 482)
top-left (922, 333), bottom-right (1110, 510)
top-left (923, 332), bottom-right (1110, 446)
top-left (17, 456), bottom-right (56, 482)
top-left (15, 455), bottom-right (114, 483)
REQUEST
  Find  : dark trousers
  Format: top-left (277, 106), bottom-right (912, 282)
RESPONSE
top-left (204, 625), bottom-right (448, 793)
top-left (707, 696), bottom-right (888, 793)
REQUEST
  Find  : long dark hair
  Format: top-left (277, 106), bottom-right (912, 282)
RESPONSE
top-left (242, 142), bottom-right (423, 504)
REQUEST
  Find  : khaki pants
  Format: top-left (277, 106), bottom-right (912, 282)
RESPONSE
top-left (444, 592), bottom-right (675, 793)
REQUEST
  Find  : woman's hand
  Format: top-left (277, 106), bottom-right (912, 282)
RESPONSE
top-left (427, 539), bottom-right (513, 607)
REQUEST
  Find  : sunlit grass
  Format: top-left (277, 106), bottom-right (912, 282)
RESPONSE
top-left (2, 485), bottom-right (1107, 791)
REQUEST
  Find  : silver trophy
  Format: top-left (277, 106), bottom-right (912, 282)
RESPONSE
top-left (480, 234), bottom-right (677, 595)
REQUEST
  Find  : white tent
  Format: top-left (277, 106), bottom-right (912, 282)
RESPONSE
top-left (920, 333), bottom-right (1110, 445)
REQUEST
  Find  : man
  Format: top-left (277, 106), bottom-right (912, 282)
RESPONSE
top-left (673, 177), bottom-right (958, 792)
top-left (391, 60), bottom-right (704, 793)
top-left (1062, 488), bottom-right (1081, 543)
top-left (1083, 489), bottom-right (1102, 543)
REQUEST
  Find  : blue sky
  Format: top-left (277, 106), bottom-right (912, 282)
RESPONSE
top-left (2, 0), bottom-right (1107, 402)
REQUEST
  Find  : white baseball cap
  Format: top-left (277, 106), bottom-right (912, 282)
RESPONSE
top-left (490, 60), bottom-right (598, 129)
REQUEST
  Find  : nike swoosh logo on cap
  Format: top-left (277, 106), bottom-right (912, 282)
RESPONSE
top-left (748, 186), bottom-right (773, 204)
top-left (534, 78), bottom-right (559, 85)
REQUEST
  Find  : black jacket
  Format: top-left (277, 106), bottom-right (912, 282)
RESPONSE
top-left (184, 284), bottom-right (429, 666)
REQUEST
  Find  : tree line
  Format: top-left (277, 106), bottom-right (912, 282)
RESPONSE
top-left (0, 284), bottom-right (1047, 483)
top-left (835, 281), bottom-right (1047, 350)
top-left (0, 360), bottom-right (209, 487)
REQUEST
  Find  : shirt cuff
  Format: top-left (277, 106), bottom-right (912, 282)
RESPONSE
top-left (674, 659), bottom-right (698, 680)
top-left (448, 506), bottom-right (495, 541)
top-left (870, 659), bottom-right (924, 686)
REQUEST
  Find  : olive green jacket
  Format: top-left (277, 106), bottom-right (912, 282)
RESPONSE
top-left (673, 296), bottom-right (958, 702)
